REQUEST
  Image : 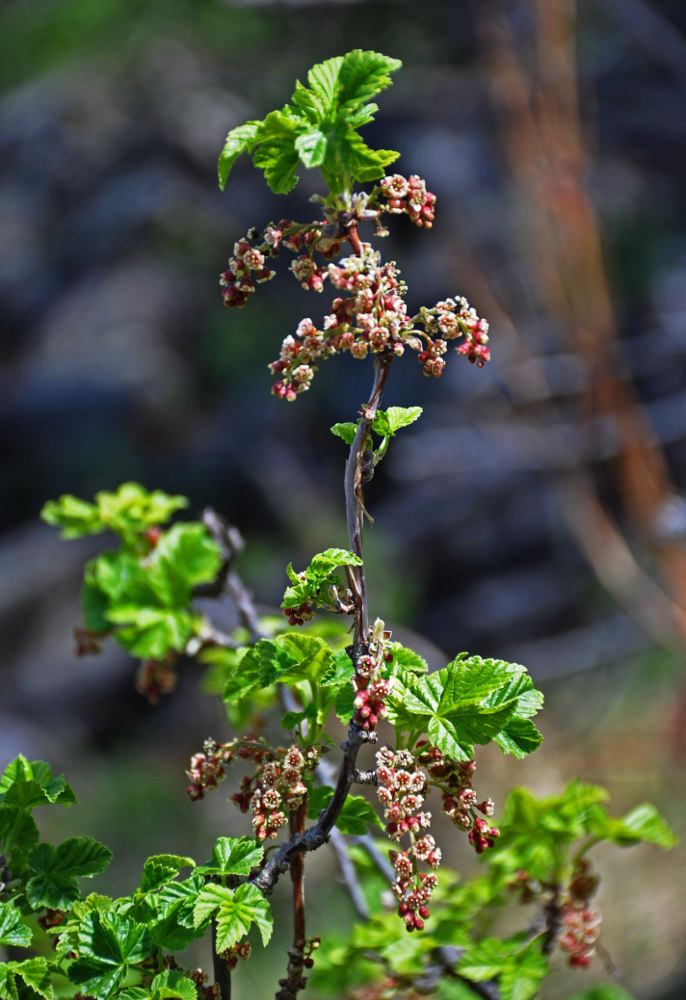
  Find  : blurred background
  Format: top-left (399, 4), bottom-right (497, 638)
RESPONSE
top-left (1, 0), bottom-right (686, 997)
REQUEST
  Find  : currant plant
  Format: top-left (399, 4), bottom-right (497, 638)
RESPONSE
top-left (1, 51), bottom-right (676, 1000)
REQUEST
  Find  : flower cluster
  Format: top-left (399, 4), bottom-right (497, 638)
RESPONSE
top-left (417, 747), bottom-right (500, 854)
top-left (558, 861), bottom-right (602, 968)
top-left (135, 655), bottom-right (178, 704)
top-left (269, 244), bottom-right (410, 398)
top-left (218, 941), bottom-right (252, 971)
top-left (375, 747), bottom-right (440, 932)
top-left (186, 738), bottom-right (236, 800)
top-left (378, 173), bottom-right (436, 228)
top-left (352, 619), bottom-right (395, 731)
top-left (219, 237), bottom-right (275, 308)
top-left (228, 743), bottom-right (320, 841)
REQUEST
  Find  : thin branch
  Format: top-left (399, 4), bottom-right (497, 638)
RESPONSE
top-left (344, 353), bottom-right (394, 643)
top-left (328, 826), bottom-right (370, 920)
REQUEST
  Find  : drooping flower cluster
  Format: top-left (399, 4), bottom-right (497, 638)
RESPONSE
top-left (219, 237), bottom-right (276, 308)
top-left (557, 860), bottom-right (602, 968)
top-left (378, 173), bottom-right (436, 228)
top-left (186, 738), bottom-right (237, 801)
top-left (375, 747), bottom-right (440, 931)
top-left (352, 619), bottom-right (395, 731)
top-left (135, 655), bottom-right (178, 704)
top-left (417, 746), bottom-right (500, 854)
top-left (218, 941), bottom-right (252, 971)
top-left (219, 179), bottom-right (490, 399)
top-left (227, 743), bottom-right (321, 841)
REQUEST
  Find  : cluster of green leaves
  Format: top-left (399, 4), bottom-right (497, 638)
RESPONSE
top-left (281, 546), bottom-right (362, 614)
top-left (310, 783), bottom-right (676, 1000)
top-left (331, 405), bottom-right (423, 467)
top-left (41, 483), bottom-right (222, 660)
top-left (218, 49), bottom-right (401, 196)
top-left (485, 781), bottom-right (677, 889)
top-left (386, 653), bottom-right (544, 760)
top-left (0, 756), bottom-right (111, 1000)
top-left (0, 756), bottom-right (273, 1000)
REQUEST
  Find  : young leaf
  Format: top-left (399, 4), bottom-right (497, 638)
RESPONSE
top-left (387, 642), bottom-right (428, 675)
top-left (330, 422), bottom-right (359, 446)
top-left (592, 803), bottom-right (677, 849)
top-left (26, 837), bottom-right (113, 910)
top-left (151, 969), bottom-right (199, 1000)
top-left (197, 836), bottom-right (264, 877)
top-left (95, 483), bottom-right (188, 538)
top-left (40, 495), bottom-right (103, 539)
top-left (0, 756), bottom-right (77, 810)
top-left (69, 911), bottom-right (152, 999)
top-left (278, 633), bottom-right (334, 684)
top-left (458, 936), bottom-right (548, 1000)
top-left (146, 523), bottom-right (222, 605)
top-left (105, 605), bottom-right (199, 659)
top-left (0, 901), bottom-right (32, 947)
top-left (193, 883), bottom-right (273, 948)
top-left (373, 406), bottom-right (423, 437)
top-left (0, 958), bottom-right (54, 1000)
top-left (0, 806), bottom-right (40, 874)
top-left (140, 854), bottom-right (195, 893)
top-left (218, 121), bottom-right (262, 190)
top-left (306, 787), bottom-right (382, 834)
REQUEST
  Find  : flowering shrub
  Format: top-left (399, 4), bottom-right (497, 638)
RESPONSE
top-left (0, 51), bottom-right (676, 1000)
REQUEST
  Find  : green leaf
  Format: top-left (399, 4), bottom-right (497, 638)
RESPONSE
top-left (218, 121), bottom-right (262, 189)
top-left (569, 986), bottom-right (636, 1000)
top-left (306, 787), bottom-right (381, 834)
top-left (594, 803), bottom-right (677, 849)
top-left (387, 642), bottom-right (428, 675)
top-left (95, 483), bottom-right (188, 538)
top-left (140, 854), bottom-right (195, 893)
top-left (493, 717), bottom-right (543, 758)
top-left (309, 548), bottom-right (364, 575)
top-left (294, 128), bottom-right (328, 167)
top-left (152, 970), bottom-right (199, 1000)
top-left (334, 684), bottom-right (355, 723)
top-left (281, 702), bottom-right (318, 732)
top-left (26, 837), bottom-right (112, 909)
top-left (0, 958), bottom-right (53, 1000)
top-left (0, 902), bottom-right (32, 947)
top-left (336, 50), bottom-right (402, 112)
top-left (337, 795), bottom-right (383, 835)
top-left (278, 633), bottom-right (334, 684)
top-left (200, 837), bottom-right (264, 877)
top-left (106, 606), bottom-right (198, 658)
top-left (40, 495), bottom-right (103, 539)
top-left (372, 406), bottom-right (423, 437)
top-left (252, 110), bottom-right (303, 194)
top-left (330, 422), bottom-right (358, 445)
top-left (0, 806), bottom-right (39, 875)
top-left (148, 523), bottom-right (222, 602)
top-left (193, 883), bottom-right (273, 948)
top-left (69, 911), bottom-right (153, 998)
top-left (0, 756), bottom-right (77, 810)
top-left (458, 937), bottom-right (548, 1000)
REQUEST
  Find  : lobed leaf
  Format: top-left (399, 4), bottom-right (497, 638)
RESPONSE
top-left (0, 901), bottom-right (32, 948)
top-left (193, 883), bottom-right (273, 949)
top-left (26, 837), bottom-right (112, 910)
top-left (198, 836), bottom-right (264, 877)
top-left (0, 957), bottom-right (54, 1000)
top-left (0, 756), bottom-right (77, 810)
top-left (140, 854), bottom-right (195, 893)
top-left (373, 406), bottom-right (423, 438)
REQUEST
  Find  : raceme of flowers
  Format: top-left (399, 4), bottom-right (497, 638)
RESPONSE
top-left (218, 174), bottom-right (490, 400)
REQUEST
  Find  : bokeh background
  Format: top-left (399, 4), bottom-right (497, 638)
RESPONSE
top-left (1, 0), bottom-right (686, 997)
